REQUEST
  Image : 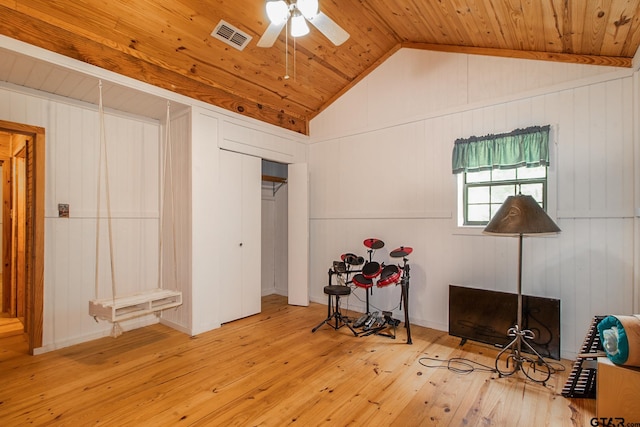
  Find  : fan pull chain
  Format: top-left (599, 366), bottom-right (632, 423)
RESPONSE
top-left (284, 19), bottom-right (290, 79)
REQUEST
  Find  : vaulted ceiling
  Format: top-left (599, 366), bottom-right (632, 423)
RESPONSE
top-left (0, 1), bottom-right (639, 135)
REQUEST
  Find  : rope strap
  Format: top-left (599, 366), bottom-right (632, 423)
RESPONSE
top-left (94, 82), bottom-right (178, 321)
top-left (94, 80), bottom-right (117, 304)
top-left (158, 101), bottom-right (179, 290)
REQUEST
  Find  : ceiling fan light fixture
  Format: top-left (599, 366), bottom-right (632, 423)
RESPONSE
top-left (257, 0), bottom-right (349, 48)
top-left (266, 0), bottom-right (289, 23)
top-left (297, 0), bottom-right (319, 19)
top-left (291, 11), bottom-right (310, 37)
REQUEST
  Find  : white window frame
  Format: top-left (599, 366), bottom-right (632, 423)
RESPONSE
top-left (455, 136), bottom-right (558, 234)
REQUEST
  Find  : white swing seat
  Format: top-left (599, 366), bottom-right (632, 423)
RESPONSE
top-left (89, 288), bottom-right (182, 323)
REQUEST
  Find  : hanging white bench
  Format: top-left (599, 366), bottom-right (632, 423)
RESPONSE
top-left (89, 289), bottom-right (182, 323)
top-left (89, 86), bottom-right (182, 334)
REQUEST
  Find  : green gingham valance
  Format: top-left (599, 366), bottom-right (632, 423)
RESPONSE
top-left (452, 125), bottom-right (550, 174)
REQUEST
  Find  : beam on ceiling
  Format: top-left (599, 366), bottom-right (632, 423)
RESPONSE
top-left (0, 5), bottom-right (308, 134)
top-left (403, 43), bottom-right (633, 68)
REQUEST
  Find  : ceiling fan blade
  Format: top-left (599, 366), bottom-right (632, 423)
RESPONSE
top-left (308, 11), bottom-right (349, 46)
top-left (257, 21), bottom-right (286, 48)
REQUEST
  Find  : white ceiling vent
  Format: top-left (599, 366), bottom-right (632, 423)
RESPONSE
top-left (211, 20), bottom-right (253, 51)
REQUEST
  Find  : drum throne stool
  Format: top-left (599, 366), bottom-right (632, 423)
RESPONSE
top-left (312, 263), bottom-right (358, 336)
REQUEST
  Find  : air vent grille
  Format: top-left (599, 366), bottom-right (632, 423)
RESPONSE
top-left (211, 20), bottom-right (252, 51)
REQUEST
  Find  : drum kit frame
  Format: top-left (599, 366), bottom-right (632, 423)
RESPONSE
top-left (316, 238), bottom-right (413, 344)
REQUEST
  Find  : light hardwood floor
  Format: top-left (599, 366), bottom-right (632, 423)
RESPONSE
top-left (0, 316), bottom-right (23, 338)
top-left (0, 295), bottom-right (595, 426)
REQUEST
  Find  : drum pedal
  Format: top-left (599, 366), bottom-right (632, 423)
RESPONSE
top-left (383, 311), bottom-right (400, 327)
top-left (373, 315), bottom-right (386, 328)
top-left (353, 314), bottom-right (369, 328)
top-left (363, 311), bottom-right (379, 330)
top-left (387, 318), bottom-right (401, 327)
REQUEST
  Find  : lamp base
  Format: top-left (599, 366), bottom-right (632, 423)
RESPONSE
top-left (495, 324), bottom-right (552, 384)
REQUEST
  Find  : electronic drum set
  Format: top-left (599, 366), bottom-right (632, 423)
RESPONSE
top-left (321, 238), bottom-right (413, 344)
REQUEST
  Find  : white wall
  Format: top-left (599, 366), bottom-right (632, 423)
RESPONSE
top-left (262, 190), bottom-right (276, 295)
top-left (0, 70), bottom-right (307, 352)
top-left (309, 48), bottom-right (636, 359)
top-left (0, 85), bottom-right (163, 350)
top-left (261, 184), bottom-right (288, 297)
top-left (158, 107), bottom-right (305, 335)
top-left (158, 108), bottom-right (192, 333)
top-left (274, 184), bottom-right (288, 296)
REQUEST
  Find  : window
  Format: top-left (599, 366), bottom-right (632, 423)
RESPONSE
top-left (463, 165), bottom-right (547, 225)
top-left (451, 124), bottom-right (551, 227)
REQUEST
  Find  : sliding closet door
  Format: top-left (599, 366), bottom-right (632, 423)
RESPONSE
top-left (241, 152), bottom-right (261, 317)
top-left (288, 163), bottom-right (308, 306)
top-left (218, 149), bottom-right (261, 323)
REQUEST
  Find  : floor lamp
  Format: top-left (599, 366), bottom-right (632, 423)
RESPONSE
top-left (484, 193), bottom-right (561, 384)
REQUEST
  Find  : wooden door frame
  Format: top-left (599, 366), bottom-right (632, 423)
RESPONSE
top-left (0, 120), bottom-right (45, 354)
top-left (0, 156), bottom-right (10, 314)
top-left (13, 148), bottom-right (27, 321)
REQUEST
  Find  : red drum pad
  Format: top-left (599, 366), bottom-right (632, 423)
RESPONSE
top-left (362, 261), bottom-right (382, 279)
top-left (377, 264), bottom-right (401, 287)
top-left (352, 274), bottom-right (373, 289)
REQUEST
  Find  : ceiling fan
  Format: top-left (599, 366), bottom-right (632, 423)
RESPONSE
top-left (257, 0), bottom-right (350, 48)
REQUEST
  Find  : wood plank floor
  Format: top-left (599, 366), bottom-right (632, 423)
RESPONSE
top-left (0, 316), bottom-right (24, 338)
top-left (0, 295), bottom-right (595, 426)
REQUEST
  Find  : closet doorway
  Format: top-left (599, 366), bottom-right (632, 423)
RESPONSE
top-left (0, 120), bottom-right (45, 355)
top-left (261, 160), bottom-right (288, 298)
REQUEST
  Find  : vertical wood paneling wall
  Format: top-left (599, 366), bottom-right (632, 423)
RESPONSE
top-left (159, 109), bottom-right (192, 332)
top-left (261, 185), bottom-right (288, 297)
top-left (0, 82), bottom-right (307, 351)
top-left (261, 191), bottom-right (276, 295)
top-left (274, 185), bottom-right (289, 296)
top-left (309, 49), bottom-right (636, 359)
top-left (0, 86), bottom-right (163, 350)
top-left (189, 109), bottom-right (220, 335)
top-left (0, 36), bottom-right (309, 351)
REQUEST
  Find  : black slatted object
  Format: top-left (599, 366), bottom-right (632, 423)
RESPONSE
top-left (561, 315), bottom-right (607, 398)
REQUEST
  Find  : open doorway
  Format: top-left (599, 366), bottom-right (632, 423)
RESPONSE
top-left (0, 148), bottom-right (26, 339)
top-left (261, 160), bottom-right (288, 297)
top-left (0, 121), bottom-right (45, 354)
top-left (0, 154), bottom-right (21, 339)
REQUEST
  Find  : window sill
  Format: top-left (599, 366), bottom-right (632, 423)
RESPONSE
top-left (451, 225), bottom-right (487, 236)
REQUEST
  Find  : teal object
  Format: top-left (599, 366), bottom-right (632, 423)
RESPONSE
top-left (452, 125), bottom-right (550, 174)
top-left (597, 315), bottom-right (630, 365)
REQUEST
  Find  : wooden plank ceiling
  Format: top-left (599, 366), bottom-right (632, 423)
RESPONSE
top-left (0, 0), bottom-right (639, 134)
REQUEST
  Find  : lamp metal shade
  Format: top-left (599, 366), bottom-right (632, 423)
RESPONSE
top-left (483, 194), bottom-right (560, 235)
